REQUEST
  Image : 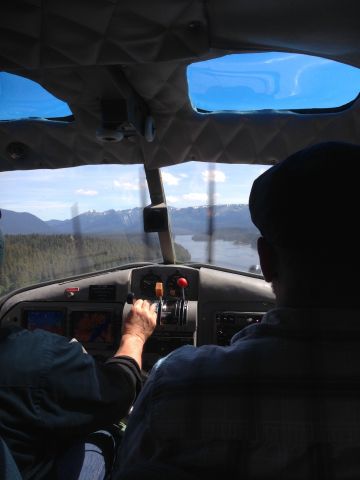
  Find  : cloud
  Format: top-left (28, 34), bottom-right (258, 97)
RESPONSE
top-left (166, 195), bottom-right (180, 203)
top-left (162, 172), bottom-right (181, 186)
top-left (201, 169), bottom-right (226, 183)
top-left (1, 201), bottom-right (74, 220)
top-left (75, 189), bottom-right (98, 196)
top-left (1, 170), bottom-right (68, 185)
top-left (2, 200), bottom-right (72, 211)
top-left (113, 180), bottom-right (139, 191)
top-left (181, 192), bottom-right (220, 204)
top-left (183, 193), bottom-right (208, 202)
top-left (179, 173), bottom-right (188, 178)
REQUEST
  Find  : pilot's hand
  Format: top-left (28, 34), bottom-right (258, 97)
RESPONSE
top-left (122, 299), bottom-right (157, 344)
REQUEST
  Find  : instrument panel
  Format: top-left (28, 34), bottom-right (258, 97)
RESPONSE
top-left (0, 264), bottom-right (274, 369)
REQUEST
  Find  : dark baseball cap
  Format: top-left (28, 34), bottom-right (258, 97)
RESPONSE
top-left (249, 142), bottom-right (360, 249)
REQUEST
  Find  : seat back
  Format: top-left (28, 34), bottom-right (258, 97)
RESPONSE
top-left (0, 436), bottom-right (22, 480)
top-left (115, 461), bottom-right (198, 480)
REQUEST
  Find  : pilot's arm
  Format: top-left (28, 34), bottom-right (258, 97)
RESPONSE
top-left (41, 299), bottom-right (156, 438)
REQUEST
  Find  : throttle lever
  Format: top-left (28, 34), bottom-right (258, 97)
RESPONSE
top-left (155, 282), bottom-right (164, 325)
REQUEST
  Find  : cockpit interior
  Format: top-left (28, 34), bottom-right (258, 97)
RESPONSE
top-left (0, 1), bottom-right (359, 379)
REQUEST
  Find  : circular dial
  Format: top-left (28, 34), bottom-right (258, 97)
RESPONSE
top-left (166, 274), bottom-right (188, 297)
top-left (140, 273), bottom-right (161, 296)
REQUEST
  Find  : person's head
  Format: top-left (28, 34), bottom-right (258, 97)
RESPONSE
top-left (249, 142), bottom-right (360, 307)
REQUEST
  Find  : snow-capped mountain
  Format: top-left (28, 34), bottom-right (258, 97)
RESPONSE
top-left (1, 205), bottom-right (256, 235)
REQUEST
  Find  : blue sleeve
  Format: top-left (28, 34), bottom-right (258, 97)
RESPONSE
top-left (40, 334), bottom-right (141, 437)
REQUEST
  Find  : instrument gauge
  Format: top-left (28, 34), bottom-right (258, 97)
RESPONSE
top-left (140, 273), bottom-right (161, 296)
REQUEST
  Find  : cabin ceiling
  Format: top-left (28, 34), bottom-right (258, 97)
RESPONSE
top-left (1, 0), bottom-right (360, 171)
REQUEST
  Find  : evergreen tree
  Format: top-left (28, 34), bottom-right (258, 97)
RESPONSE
top-left (0, 234), bottom-right (190, 296)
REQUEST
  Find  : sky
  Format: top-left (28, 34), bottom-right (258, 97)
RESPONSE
top-left (187, 52), bottom-right (360, 111)
top-left (0, 162), bottom-right (268, 220)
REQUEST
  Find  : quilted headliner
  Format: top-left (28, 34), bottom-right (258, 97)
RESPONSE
top-left (1, 0), bottom-right (360, 171)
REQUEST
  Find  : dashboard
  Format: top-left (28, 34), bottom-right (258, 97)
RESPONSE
top-left (0, 264), bottom-right (275, 370)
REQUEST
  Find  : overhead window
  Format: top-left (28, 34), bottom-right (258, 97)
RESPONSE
top-left (187, 52), bottom-right (360, 112)
top-left (0, 72), bottom-right (72, 120)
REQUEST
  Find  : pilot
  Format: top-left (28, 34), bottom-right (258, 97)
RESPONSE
top-left (115, 142), bottom-right (360, 478)
top-left (0, 232), bottom-right (157, 480)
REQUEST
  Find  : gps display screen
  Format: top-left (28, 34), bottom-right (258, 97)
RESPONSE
top-left (24, 310), bottom-right (65, 335)
top-left (71, 311), bottom-right (113, 344)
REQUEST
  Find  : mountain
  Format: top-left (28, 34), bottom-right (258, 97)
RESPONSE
top-left (0, 209), bottom-right (52, 234)
top-left (47, 208), bottom-right (143, 234)
top-left (0, 205), bottom-right (257, 236)
top-left (169, 204), bottom-right (255, 235)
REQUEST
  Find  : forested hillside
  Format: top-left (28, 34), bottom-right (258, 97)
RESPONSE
top-left (0, 234), bottom-right (190, 296)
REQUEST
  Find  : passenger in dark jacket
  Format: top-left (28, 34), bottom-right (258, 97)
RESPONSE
top-left (0, 293), bottom-right (156, 479)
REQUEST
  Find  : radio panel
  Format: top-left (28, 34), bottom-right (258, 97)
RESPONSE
top-left (215, 311), bottom-right (264, 345)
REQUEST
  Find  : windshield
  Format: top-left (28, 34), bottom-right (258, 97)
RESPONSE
top-left (162, 162), bottom-right (267, 273)
top-left (0, 165), bottom-right (188, 296)
top-left (0, 162), bottom-right (264, 296)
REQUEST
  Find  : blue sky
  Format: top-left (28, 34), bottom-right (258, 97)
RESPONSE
top-left (0, 72), bottom-right (72, 119)
top-left (188, 52), bottom-right (360, 111)
top-left (0, 162), bottom-right (268, 220)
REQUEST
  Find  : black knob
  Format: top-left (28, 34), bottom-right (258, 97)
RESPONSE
top-left (126, 292), bottom-right (135, 304)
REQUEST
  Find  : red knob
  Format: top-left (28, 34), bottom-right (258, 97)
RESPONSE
top-left (177, 277), bottom-right (188, 288)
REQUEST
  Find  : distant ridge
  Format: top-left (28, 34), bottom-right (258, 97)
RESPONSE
top-left (0, 209), bottom-right (52, 234)
top-left (0, 205), bottom-right (257, 236)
